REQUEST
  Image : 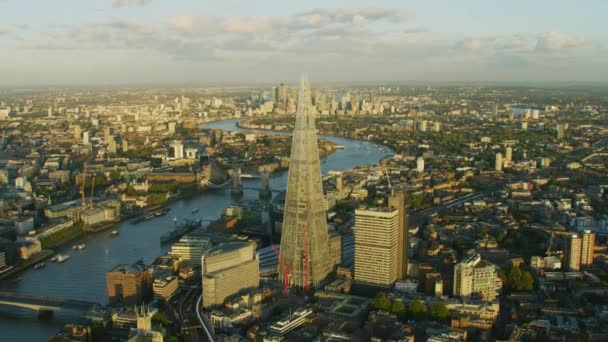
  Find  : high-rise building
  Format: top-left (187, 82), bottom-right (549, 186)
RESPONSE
top-left (108, 136), bottom-right (117, 154)
top-left (505, 147), bottom-right (513, 163)
top-left (453, 254), bottom-right (501, 301)
top-left (73, 125), bottom-right (81, 140)
top-left (564, 234), bottom-right (582, 271)
top-left (581, 230), bottom-right (595, 267)
top-left (104, 127), bottom-right (112, 142)
top-left (417, 157), bottom-right (425, 173)
top-left (107, 264), bottom-right (153, 306)
top-left (201, 241), bottom-right (259, 308)
top-left (495, 153), bottom-right (503, 172)
top-left (389, 191), bottom-right (408, 280)
top-left (279, 78), bottom-right (333, 289)
top-left (278, 83), bottom-right (287, 105)
top-left (354, 207), bottom-right (398, 287)
top-left (557, 123), bottom-right (566, 140)
top-left (82, 131), bottom-right (90, 145)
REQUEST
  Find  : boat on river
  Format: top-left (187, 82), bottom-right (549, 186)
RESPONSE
top-left (111, 230), bottom-right (119, 236)
top-left (54, 254), bottom-right (70, 263)
top-left (73, 243), bottom-right (86, 250)
top-left (34, 262), bottom-right (46, 270)
top-left (160, 219), bottom-right (203, 244)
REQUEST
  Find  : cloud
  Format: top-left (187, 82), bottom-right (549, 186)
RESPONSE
top-left (112, 0), bottom-right (152, 8)
top-left (536, 31), bottom-right (589, 51)
top-left (16, 5), bottom-right (599, 79)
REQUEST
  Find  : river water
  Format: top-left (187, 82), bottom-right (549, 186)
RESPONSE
top-left (0, 119), bottom-right (391, 341)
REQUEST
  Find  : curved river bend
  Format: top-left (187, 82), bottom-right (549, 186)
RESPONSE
top-left (0, 119), bottom-right (392, 341)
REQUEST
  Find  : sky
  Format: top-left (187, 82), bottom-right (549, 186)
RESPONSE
top-left (0, 0), bottom-right (606, 86)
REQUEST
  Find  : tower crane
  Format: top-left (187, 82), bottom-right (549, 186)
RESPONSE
top-left (81, 164), bottom-right (87, 208)
top-left (546, 231), bottom-right (555, 257)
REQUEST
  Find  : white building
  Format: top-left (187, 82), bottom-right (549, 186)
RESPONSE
top-left (417, 157), bottom-right (425, 173)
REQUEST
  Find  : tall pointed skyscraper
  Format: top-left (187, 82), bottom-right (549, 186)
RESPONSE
top-left (279, 77), bottom-right (332, 289)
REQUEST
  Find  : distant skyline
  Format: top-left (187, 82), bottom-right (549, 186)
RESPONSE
top-left (0, 0), bottom-right (607, 86)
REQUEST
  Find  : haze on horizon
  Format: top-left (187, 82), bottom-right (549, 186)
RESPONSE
top-left (0, 0), bottom-right (606, 86)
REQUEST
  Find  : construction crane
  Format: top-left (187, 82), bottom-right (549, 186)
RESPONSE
top-left (546, 231), bottom-right (555, 257)
top-left (271, 244), bottom-right (290, 296)
top-left (383, 166), bottom-right (392, 190)
top-left (81, 164), bottom-right (87, 208)
top-left (89, 175), bottom-right (96, 208)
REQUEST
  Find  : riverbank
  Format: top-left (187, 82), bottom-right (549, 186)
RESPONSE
top-left (0, 250), bottom-right (54, 281)
top-left (0, 118), bottom-right (391, 342)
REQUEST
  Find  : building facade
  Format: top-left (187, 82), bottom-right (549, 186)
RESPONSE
top-left (354, 207), bottom-right (399, 287)
top-left (202, 241), bottom-right (259, 308)
top-left (564, 234), bottom-right (582, 271)
top-left (453, 254), bottom-right (500, 301)
top-left (107, 264), bottom-right (153, 306)
top-left (581, 230), bottom-right (595, 267)
top-left (279, 78), bottom-right (333, 289)
top-left (389, 191), bottom-right (408, 280)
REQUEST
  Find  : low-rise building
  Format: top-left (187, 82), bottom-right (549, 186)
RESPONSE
top-left (152, 276), bottom-right (178, 301)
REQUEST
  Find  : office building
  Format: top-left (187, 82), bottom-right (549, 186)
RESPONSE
top-left (581, 230), bottom-right (595, 267)
top-left (564, 234), bottom-right (582, 271)
top-left (453, 254), bottom-right (500, 301)
top-left (201, 241), bottom-right (259, 308)
top-left (417, 157), bottom-right (425, 173)
top-left (169, 236), bottom-right (210, 268)
top-left (389, 191), bottom-right (408, 280)
top-left (279, 78), bottom-right (333, 289)
top-left (495, 153), bottom-right (503, 171)
top-left (505, 147), bottom-right (512, 163)
top-left (107, 264), bottom-right (153, 306)
top-left (152, 276), bottom-right (179, 301)
top-left (354, 207), bottom-right (398, 287)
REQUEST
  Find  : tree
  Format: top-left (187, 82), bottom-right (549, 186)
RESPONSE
top-left (408, 300), bottom-right (428, 320)
top-left (503, 265), bottom-right (534, 292)
top-left (431, 303), bottom-right (450, 322)
top-left (152, 312), bottom-right (169, 326)
top-left (391, 299), bottom-right (406, 320)
top-left (372, 291), bottom-right (391, 311)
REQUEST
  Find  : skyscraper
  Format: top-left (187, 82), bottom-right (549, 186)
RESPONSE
top-left (564, 234), bottom-right (582, 271)
top-left (389, 191), bottom-right (408, 279)
top-left (581, 230), bottom-right (595, 267)
top-left (505, 147), bottom-right (513, 163)
top-left (354, 207), bottom-right (399, 287)
top-left (279, 77), bottom-right (332, 289)
top-left (495, 153), bottom-right (503, 171)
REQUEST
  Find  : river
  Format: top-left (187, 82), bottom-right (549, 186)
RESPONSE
top-left (0, 119), bottom-right (392, 341)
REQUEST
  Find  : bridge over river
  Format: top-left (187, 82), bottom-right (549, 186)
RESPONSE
top-left (0, 291), bottom-right (102, 312)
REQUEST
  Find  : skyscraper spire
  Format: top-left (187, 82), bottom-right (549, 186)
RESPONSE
top-left (279, 76), bottom-right (332, 289)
